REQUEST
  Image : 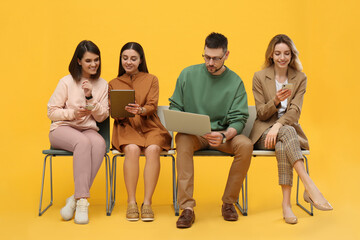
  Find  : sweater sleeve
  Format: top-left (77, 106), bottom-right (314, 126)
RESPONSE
top-left (168, 73), bottom-right (184, 112)
top-left (227, 81), bottom-right (249, 134)
top-left (141, 76), bottom-right (159, 116)
top-left (47, 78), bottom-right (76, 121)
top-left (87, 80), bottom-right (109, 122)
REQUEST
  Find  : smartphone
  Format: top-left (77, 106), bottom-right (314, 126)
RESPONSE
top-left (85, 104), bottom-right (95, 110)
top-left (282, 83), bottom-right (293, 90)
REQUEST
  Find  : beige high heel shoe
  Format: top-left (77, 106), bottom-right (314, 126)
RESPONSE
top-left (283, 208), bottom-right (298, 224)
top-left (283, 216), bottom-right (298, 224)
top-left (303, 191), bottom-right (333, 211)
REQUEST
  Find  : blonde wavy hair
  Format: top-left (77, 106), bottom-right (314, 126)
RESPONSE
top-left (263, 34), bottom-right (303, 72)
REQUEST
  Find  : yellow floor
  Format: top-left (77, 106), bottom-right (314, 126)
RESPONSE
top-left (1, 200), bottom-right (357, 240)
top-left (1, 157), bottom-right (359, 240)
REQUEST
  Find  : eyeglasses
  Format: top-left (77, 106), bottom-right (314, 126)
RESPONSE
top-left (202, 53), bottom-right (226, 62)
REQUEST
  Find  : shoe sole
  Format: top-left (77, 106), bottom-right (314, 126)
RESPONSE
top-left (74, 219), bottom-right (89, 224)
top-left (176, 218), bottom-right (195, 228)
top-left (284, 217), bottom-right (298, 224)
top-left (126, 218), bottom-right (139, 221)
top-left (222, 213), bottom-right (238, 221)
top-left (176, 222), bottom-right (194, 228)
top-left (141, 217), bottom-right (154, 222)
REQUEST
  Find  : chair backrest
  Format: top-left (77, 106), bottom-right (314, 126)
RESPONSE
top-left (157, 105), bottom-right (169, 128)
top-left (242, 106), bottom-right (256, 138)
top-left (97, 117), bottom-right (110, 153)
top-left (157, 105), bottom-right (174, 148)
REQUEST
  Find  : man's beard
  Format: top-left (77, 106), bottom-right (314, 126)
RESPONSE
top-left (206, 62), bottom-right (224, 74)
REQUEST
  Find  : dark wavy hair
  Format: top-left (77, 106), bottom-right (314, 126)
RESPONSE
top-left (68, 40), bottom-right (101, 81)
top-left (118, 42), bottom-right (148, 77)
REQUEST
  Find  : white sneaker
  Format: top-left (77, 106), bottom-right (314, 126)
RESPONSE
top-left (60, 195), bottom-right (76, 221)
top-left (74, 198), bottom-right (89, 224)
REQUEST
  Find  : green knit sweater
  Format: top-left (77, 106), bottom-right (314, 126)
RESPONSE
top-left (169, 64), bottom-right (249, 134)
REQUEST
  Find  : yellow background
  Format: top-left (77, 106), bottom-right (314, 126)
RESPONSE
top-left (0, 0), bottom-right (359, 239)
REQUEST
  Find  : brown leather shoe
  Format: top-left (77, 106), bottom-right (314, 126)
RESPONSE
top-left (222, 203), bottom-right (238, 221)
top-left (176, 209), bottom-right (195, 228)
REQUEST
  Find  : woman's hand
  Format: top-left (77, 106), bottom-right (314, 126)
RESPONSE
top-left (274, 89), bottom-right (291, 106)
top-left (264, 123), bottom-right (282, 149)
top-left (74, 107), bottom-right (92, 120)
top-left (125, 103), bottom-right (143, 115)
top-left (82, 80), bottom-right (93, 98)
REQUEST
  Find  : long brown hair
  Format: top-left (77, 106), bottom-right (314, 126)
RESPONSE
top-left (263, 34), bottom-right (302, 71)
top-left (118, 42), bottom-right (148, 77)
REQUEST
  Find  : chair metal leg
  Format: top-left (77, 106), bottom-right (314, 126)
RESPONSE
top-left (171, 155), bottom-right (179, 216)
top-left (296, 155), bottom-right (314, 216)
top-left (108, 154), bottom-right (118, 215)
top-left (39, 155), bottom-right (53, 216)
top-left (235, 175), bottom-right (248, 216)
top-left (105, 153), bottom-right (112, 216)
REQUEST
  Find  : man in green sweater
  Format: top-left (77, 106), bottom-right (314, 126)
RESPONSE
top-left (169, 32), bottom-right (252, 228)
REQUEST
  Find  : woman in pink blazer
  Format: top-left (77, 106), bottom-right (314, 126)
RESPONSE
top-left (249, 34), bottom-right (332, 224)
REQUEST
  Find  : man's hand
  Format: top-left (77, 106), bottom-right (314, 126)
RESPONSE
top-left (203, 132), bottom-right (223, 147)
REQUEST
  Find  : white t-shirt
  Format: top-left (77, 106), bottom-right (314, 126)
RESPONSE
top-left (275, 79), bottom-right (288, 118)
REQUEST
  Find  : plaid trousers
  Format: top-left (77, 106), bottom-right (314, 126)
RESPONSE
top-left (254, 125), bottom-right (303, 186)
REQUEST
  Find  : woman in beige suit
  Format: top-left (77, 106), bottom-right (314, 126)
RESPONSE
top-left (249, 34), bottom-right (332, 224)
top-left (109, 42), bottom-right (171, 222)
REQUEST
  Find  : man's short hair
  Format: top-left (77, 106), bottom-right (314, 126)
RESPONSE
top-left (205, 32), bottom-right (228, 53)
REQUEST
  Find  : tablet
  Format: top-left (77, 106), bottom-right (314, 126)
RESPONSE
top-left (110, 90), bottom-right (135, 118)
top-left (162, 109), bottom-right (211, 136)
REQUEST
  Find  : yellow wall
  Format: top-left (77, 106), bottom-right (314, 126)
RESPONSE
top-left (1, 0), bottom-right (359, 239)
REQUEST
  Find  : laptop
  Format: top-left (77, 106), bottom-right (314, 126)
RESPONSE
top-left (162, 109), bottom-right (211, 136)
top-left (110, 90), bottom-right (135, 118)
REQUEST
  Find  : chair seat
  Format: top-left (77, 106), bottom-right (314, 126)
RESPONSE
top-left (42, 149), bottom-right (73, 155)
top-left (112, 149), bottom-right (176, 156)
top-left (194, 149), bottom-right (310, 157)
top-left (194, 150), bottom-right (233, 156)
top-left (252, 150), bottom-right (310, 156)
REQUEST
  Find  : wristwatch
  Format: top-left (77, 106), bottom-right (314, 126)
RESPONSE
top-left (220, 133), bottom-right (226, 144)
